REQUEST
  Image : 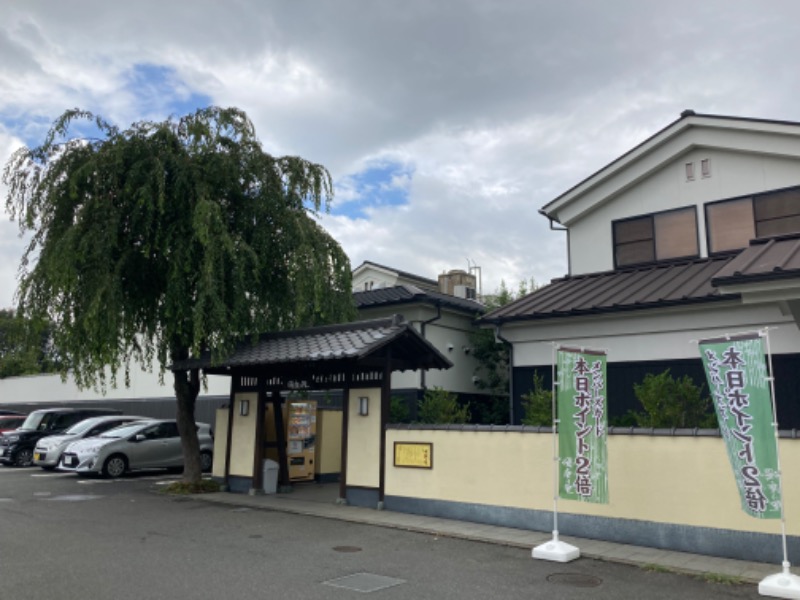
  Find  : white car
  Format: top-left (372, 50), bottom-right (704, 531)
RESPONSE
top-left (33, 415), bottom-right (147, 470)
top-left (60, 419), bottom-right (214, 478)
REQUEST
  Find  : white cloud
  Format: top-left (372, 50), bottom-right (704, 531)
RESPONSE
top-left (3, 0), bottom-right (800, 302)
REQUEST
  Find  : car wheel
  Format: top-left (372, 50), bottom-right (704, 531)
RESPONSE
top-left (102, 454), bottom-right (128, 478)
top-left (15, 448), bottom-right (33, 467)
top-left (200, 451), bottom-right (213, 473)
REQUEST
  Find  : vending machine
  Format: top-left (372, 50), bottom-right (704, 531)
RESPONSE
top-left (286, 400), bottom-right (317, 481)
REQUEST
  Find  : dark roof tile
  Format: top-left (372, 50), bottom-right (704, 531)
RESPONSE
top-left (713, 236), bottom-right (800, 285)
top-left (354, 284), bottom-right (485, 314)
top-left (482, 256), bottom-right (739, 323)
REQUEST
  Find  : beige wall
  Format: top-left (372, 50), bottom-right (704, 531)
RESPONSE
top-left (346, 388), bottom-right (382, 488)
top-left (213, 394), bottom-right (346, 481)
top-left (228, 392), bottom-right (258, 477)
top-left (316, 409), bottom-right (342, 476)
top-left (384, 428), bottom-right (800, 536)
top-left (212, 407), bottom-right (230, 477)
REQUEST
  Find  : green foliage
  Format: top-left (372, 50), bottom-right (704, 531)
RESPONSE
top-left (3, 106), bottom-right (356, 390)
top-left (3, 107), bottom-right (356, 482)
top-left (630, 369), bottom-right (716, 428)
top-left (520, 372), bottom-right (552, 426)
top-left (389, 395), bottom-right (411, 424)
top-left (0, 309), bottom-right (60, 378)
top-left (417, 387), bottom-right (471, 424)
top-left (469, 395), bottom-right (509, 425)
top-left (470, 278), bottom-right (538, 424)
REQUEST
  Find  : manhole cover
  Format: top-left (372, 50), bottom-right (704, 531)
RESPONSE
top-left (333, 546), bottom-right (362, 553)
top-left (546, 573), bottom-right (603, 588)
top-left (324, 573), bottom-right (405, 592)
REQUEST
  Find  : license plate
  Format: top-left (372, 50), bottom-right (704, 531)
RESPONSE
top-left (34, 452), bottom-right (41, 461)
top-left (65, 456), bottom-right (76, 467)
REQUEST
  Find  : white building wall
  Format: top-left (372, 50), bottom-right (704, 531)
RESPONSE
top-left (352, 268), bottom-right (400, 292)
top-left (568, 149), bottom-right (800, 275)
top-left (0, 363), bottom-right (230, 406)
top-left (357, 305), bottom-right (482, 394)
top-left (500, 301), bottom-right (800, 367)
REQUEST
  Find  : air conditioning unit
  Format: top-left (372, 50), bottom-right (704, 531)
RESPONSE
top-left (453, 285), bottom-right (477, 299)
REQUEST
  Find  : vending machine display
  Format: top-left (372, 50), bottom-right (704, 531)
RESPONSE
top-left (287, 400), bottom-right (316, 481)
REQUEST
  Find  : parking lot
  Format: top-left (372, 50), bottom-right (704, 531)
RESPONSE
top-left (0, 466), bottom-right (763, 600)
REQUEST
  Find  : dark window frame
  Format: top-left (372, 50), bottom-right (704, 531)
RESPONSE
top-left (612, 205), bottom-right (700, 269)
top-left (705, 185), bottom-right (800, 255)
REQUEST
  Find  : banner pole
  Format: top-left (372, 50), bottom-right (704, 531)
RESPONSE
top-left (551, 342), bottom-right (559, 537)
top-left (532, 343), bottom-right (580, 562)
top-left (759, 328), bottom-right (800, 598)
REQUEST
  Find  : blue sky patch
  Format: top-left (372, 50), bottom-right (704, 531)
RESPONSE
top-left (123, 63), bottom-right (212, 121)
top-left (332, 160), bottom-right (414, 219)
top-left (1, 63), bottom-right (212, 148)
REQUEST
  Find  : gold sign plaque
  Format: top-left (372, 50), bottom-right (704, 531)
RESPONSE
top-left (393, 442), bottom-right (433, 469)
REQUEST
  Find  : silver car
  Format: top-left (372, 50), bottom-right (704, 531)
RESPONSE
top-left (60, 419), bottom-right (214, 478)
top-left (33, 415), bottom-right (147, 470)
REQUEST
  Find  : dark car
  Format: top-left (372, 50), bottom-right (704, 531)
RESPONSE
top-left (0, 415), bottom-right (26, 433)
top-left (0, 408), bottom-right (122, 467)
top-left (0, 409), bottom-right (24, 416)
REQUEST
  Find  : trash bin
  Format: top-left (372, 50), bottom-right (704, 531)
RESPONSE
top-left (262, 459), bottom-right (279, 494)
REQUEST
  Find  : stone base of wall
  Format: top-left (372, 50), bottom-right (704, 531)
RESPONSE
top-left (384, 495), bottom-right (798, 564)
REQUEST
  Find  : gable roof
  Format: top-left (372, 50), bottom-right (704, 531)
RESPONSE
top-left (352, 260), bottom-right (439, 289)
top-left (354, 284), bottom-right (486, 315)
top-left (171, 315), bottom-right (452, 377)
top-left (481, 256), bottom-right (739, 324)
top-left (541, 111), bottom-right (800, 226)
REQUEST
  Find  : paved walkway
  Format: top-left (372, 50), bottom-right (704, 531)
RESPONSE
top-left (192, 482), bottom-right (786, 585)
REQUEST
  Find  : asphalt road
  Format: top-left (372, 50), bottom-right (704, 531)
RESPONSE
top-left (0, 467), bottom-right (760, 600)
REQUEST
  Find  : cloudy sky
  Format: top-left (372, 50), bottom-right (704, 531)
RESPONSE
top-left (1, 1), bottom-right (799, 309)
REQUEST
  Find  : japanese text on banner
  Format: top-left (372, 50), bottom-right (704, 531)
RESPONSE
top-left (699, 334), bottom-right (781, 519)
top-left (557, 347), bottom-right (608, 504)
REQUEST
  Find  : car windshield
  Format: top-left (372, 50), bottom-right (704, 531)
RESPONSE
top-left (64, 418), bottom-right (102, 436)
top-left (99, 422), bottom-right (150, 439)
top-left (19, 412), bottom-right (47, 431)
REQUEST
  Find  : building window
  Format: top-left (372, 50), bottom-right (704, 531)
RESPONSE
top-left (706, 187), bottom-right (800, 254)
top-left (613, 206), bottom-right (699, 268)
top-left (685, 162), bottom-right (695, 181)
top-left (701, 158), bottom-right (711, 178)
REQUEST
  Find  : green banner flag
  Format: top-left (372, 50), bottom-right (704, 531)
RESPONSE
top-left (698, 333), bottom-right (782, 519)
top-left (557, 347), bottom-right (608, 504)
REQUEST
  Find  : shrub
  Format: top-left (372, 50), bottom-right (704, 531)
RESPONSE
top-left (631, 369), bottom-right (716, 428)
top-left (389, 396), bottom-right (411, 423)
top-left (417, 387), bottom-right (471, 424)
top-left (520, 372), bottom-right (552, 427)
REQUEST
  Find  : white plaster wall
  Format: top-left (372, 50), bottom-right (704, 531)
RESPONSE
top-left (352, 268), bottom-right (399, 291)
top-left (0, 361), bottom-right (230, 406)
top-left (567, 149), bottom-right (800, 275)
top-left (500, 302), bottom-right (800, 366)
top-left (357, 304), bottom-right (482, 394)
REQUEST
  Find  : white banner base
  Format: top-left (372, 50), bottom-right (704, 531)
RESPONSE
top-left (759, 563), bottom-right (800, 599)
top-left (532, 531), bottom-right (580, 563)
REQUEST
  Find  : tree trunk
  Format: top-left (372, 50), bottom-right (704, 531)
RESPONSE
top-left (173, 367), bottom-right (202, 484)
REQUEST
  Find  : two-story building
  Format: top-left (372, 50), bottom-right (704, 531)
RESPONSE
top-left (352, 262), bottom-right (487, 420)
top-left (483, 110), bottom-right (800, 428)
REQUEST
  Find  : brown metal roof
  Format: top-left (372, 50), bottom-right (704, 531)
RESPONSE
top-left (712, 236), bottom-right (800, 286)
top-left (482, 256), bottom-right (740, 323)
top-left (170, 315), bottom-right (452, 377)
